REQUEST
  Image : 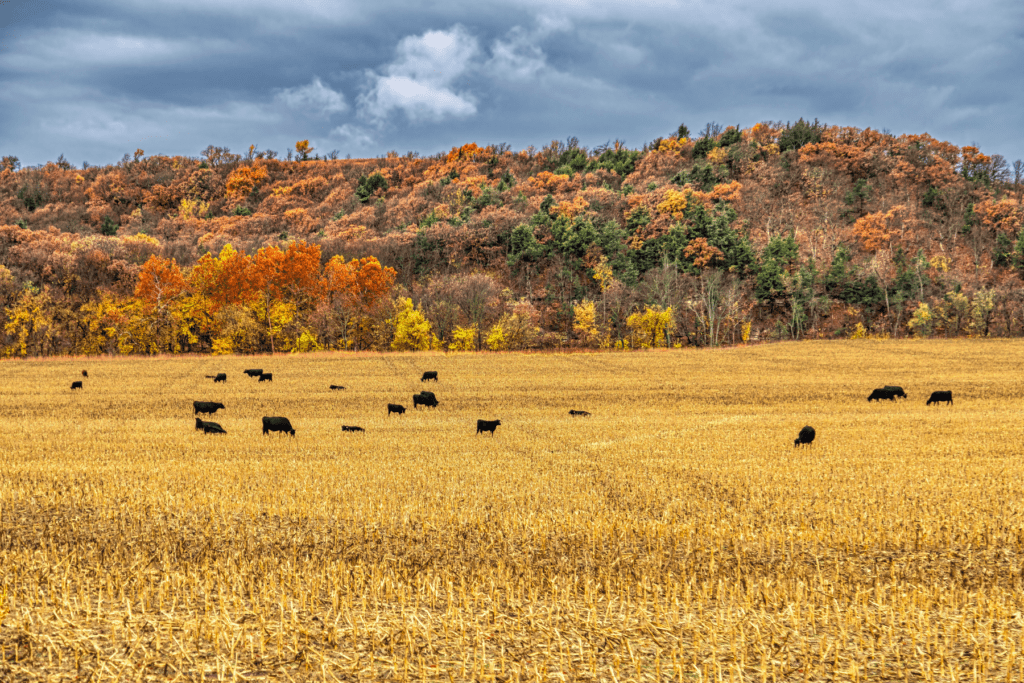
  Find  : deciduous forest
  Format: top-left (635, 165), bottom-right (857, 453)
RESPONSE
top-left (1, 120), bottom-right (1021, 356)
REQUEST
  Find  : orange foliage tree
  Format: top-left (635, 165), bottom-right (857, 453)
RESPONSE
top-left (224, 164), bottom-right (269, 199)
top-left (320, 256), bottom-right (397, 349)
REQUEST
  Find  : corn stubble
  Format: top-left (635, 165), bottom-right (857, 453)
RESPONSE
top-left (0, 340), bottom-right (1022, 681)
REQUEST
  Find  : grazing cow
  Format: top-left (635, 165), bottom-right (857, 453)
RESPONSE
top-left (883, 385), bottom-right (908, 399)
top-left (258, 373), bottom-right (273, 382)
top-left (569, 410), bottom-right (591, 417)
top-left (388, 403), bottom-right (406, 416)
top-left (867, 388), bottom-right (896, 402)
top-left (193, 401), bottom-right (225, 415)
top-left (206, 373), bottom-right (227, 383)
top-left (421, 371), bottom-right (438, 382)
top-left (244, 369), bottom-right (263, 378)
top-left (342, 425), bottom-right (365, 433)
top-left (195, 417), bottom-right (226, 434)
top-left (71, 381), bottom-right (83, 390)
top-left (329, 385), bottom-right (346, 390)
top-left (81, 370), bottom-right (88, 378)
top-left (926, 390), bottom-right (953, 406)
top-left (413, 392), bottom-right (439, 409)
top-left (794, 425), bottom-right (816, 447)
top-left (262, 416), bottom-right (295, 436)
top-left (476, 419), bottom-right (501, 436)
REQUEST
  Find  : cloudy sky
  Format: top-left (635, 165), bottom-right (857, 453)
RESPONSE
top-left (1, 0), bottom-right (1021, 168)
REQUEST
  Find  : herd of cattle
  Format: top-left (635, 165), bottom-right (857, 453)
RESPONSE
top-left (70, 367), bottom-right (515, 438)
top-left (68, 368), bottom-right (955, 444)
top-left (865, 385), bottom-right (954, 405)
top-left (191, 369), bottom-right (464, 437)
top-left (794, 385), bottom-right (954, 448)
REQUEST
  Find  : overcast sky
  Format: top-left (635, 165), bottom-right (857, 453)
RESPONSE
top-left (1, 0), bottom-right (1021, 168)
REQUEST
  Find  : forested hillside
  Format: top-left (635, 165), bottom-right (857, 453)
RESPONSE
top-left (0, 120), bottom-right (1021, 356)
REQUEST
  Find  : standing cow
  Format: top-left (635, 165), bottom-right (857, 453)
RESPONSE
top-left (867, 388), bottom-right (896, 402)
top-left (476, 419), bottom-right (501, 436)
top-left (883, 385), bottom-right (908, 399)
top-left (262, 416), bottom-right (295, 436)
top-left (926, 390), bottom-right (953, 406)
top-left (244, 369), bottom-right (264, 378)
top-left (388, 403), bottom-right (406, 416)
top-left (421, 371), bottom-right (438, 382)
top-left (413, 392), bottom-right (439, 409)
top-left (794, 425), bottom-right (816, 447)
top-left (193, 401), bottom-right (225, 415)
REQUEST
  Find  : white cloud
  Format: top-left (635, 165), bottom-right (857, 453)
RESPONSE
top-left (487, 27), bottom-right (547, 81)
top-left (359, 26), bottom-right (480, 123)
top-left (330, 123), bottom-right (375, 148)
top-left (275, 77), bottom-right (348, 116)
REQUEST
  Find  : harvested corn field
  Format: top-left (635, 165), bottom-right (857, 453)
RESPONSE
top-left (1, 340), bottom-right (1022, 681)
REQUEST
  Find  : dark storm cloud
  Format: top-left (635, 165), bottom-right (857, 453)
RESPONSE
top-left (1, 0), bottom-right (1021, 167)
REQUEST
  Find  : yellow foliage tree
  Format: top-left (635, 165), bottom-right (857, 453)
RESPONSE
top-left (178, 197), bottom-right (210, 220)
top-left (292, 329), bottom-right (323, 353)
top-left (706, 147), bottom-right (729, 165)
top-left (573, 300), bottom-right (598, 347)
top-left (449, 325), bottom-right (478, 351)
top-left (295, 140), bottom-right (314, 161)
top-left (211, 337), bottom-right (234, 355)
top-left (908, 302), bottom-right (933, 337)
top-left (391, 298), bottom-right (434, 351)
top-left (626, 305), bottom-right (674, 348)
top-left (656, 189), bottom-right (690, 221)
top-left (485, 324), bottom-right (507, 351)
top-left (4, 288), bottom-right (57, 357)
top-left (486, 307), bottom-right (540, 351)
top-left (553, 196), bottom-right (590, 219)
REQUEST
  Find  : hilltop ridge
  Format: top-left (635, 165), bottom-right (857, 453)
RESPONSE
top-left (0, 121), bottom-right (1021, 355)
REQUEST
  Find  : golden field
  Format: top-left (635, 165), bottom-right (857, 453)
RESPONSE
top-left (0, 340), bottom-right (1023, 681)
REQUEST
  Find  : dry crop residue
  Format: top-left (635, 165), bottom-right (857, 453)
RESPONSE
top-left (0, 340), bottom-right (1021, 680)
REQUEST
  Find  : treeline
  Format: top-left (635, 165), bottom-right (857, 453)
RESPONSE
top-left (0, 120), bottom-right (1022, 356)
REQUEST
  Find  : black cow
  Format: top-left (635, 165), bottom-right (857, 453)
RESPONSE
top-left (794, 425), bottom-right (816, 447)
top-left (71, 381), bottom-right (83, 390)
top-left (569, 410), bottom-right (591, 417)
top-left (868, 388), bottom-right (896, 402)
top-left (81, 370), bottom-right (88, 378)
top-left (244, 369), bottom-right (264, 378)
top-left (195, 417), bottom-right (226, 434)
top-left (206, 373), bottom-right (227, 383)
top-left (413, 392), bottom-right (439, 409)
top-left (388, 403), bottom-right (406, 416)
top-left (883, 385), bottom-right (908, 399)
top-left (421, 371), bottom-right (438, 382)
top-left (926, 390), bottom-right (953, 406)
top-left (477, 419), bottom-right (501, 436)
top-left (262, 416), bottom-right (295, 436)
top-left (258, 373), bottom-right (273, 382)
top-left (329, 385), bottom-right (346, 390)
top-left (193, 401), bottom-right (225, 415)
top-left (342, 425), bottom-right (365, 433)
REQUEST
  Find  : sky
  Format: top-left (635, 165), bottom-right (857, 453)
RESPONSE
top-left (1, 0), bottom-right (1022, 168)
